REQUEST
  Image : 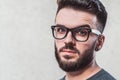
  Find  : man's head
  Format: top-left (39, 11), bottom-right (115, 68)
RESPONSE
top-left (52, 0), bottom-right (107, 72)
top-left (57, 0), bottom-right (107, 33)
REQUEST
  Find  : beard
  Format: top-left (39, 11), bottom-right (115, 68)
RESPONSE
top-left (55, 42), bottom-right (96, 72)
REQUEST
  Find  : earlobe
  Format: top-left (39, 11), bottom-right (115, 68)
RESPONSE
top-left (95, 35), bottom-right (105, 51)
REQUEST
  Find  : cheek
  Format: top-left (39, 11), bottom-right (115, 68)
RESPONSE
top-left (76, 40), bottom-right (96, 54)
top-left (55, 40), bottom-right (65, 51)
top-left (76, 43), bottom-right (88, 54)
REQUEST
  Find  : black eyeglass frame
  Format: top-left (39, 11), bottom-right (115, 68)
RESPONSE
top-left (51, 25), bottom-right (101, 42)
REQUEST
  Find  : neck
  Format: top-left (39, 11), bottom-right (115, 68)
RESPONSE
top-left (65, 61), bottom-right (101, 80)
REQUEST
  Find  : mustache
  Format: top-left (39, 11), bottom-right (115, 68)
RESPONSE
top-left (59, 42), bottom-right (80, 54)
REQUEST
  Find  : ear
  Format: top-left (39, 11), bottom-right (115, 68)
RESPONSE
top-left (95, 35), bottom-right (105, 51)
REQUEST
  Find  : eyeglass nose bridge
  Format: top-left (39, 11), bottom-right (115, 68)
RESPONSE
top-left (65, 28), bottom-right (77, 41)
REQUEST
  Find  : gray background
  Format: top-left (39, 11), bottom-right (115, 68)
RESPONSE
top-left (0, 0), bottom-right (119, 80)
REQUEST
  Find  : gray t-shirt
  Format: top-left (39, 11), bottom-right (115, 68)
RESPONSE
top-left (60, 69), bottom-right (116, 80)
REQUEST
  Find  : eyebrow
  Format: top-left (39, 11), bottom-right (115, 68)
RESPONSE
top-left (55, 24), bottom-right (91, 29)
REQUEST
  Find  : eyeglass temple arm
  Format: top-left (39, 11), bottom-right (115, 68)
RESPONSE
top-left (92, 29), bottom-right (101, 35)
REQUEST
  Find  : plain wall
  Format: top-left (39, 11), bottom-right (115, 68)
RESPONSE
top-left (0, 0), bottom-right (119, 80)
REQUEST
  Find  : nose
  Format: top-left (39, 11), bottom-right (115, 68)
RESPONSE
top-left (64, 31), bottom-right (75, 43)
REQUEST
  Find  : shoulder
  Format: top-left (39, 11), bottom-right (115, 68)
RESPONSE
top-left (88, 69), bottom-right (116, 80)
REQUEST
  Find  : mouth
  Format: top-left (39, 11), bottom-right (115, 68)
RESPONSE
top-left (62, 49), bottom-right (77, 54)
top-left (60, 49), bottom-right (79, 60)
top-left (60, 49), bottom-right (78, 56)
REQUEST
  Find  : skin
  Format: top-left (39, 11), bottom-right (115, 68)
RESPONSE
top-left (55, 8), bottom-right (105, 80)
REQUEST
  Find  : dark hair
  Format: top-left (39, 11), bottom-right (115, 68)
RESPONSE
top-left (57, 0), bottom-right (107, 33)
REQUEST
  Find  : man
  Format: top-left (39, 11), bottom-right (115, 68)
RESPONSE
top-left (51, 0), bottom-right (116, 80)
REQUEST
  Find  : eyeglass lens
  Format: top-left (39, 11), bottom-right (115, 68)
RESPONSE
top-left (51, 25), bottom-right (91, 42)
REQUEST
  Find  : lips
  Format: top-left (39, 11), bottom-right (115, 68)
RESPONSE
top-left (60, 49), bottom-right (78, 60)
top-left (61, 49), bottom-right (77, 54)
top-left (59, 45), bottom-right (80, 55)
top-left (62, 50), bottom-right (76, 53)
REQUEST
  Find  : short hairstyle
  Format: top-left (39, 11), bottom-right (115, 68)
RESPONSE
top-left (56, 0), bottom-right (108, 33)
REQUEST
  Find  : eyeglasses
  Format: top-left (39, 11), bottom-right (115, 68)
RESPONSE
top-left (51, 25), bottom-right (101, 42)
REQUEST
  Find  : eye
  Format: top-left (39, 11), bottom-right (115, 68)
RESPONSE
top-left (76, 29), bottom-right (89, 36)
top-left (55, 27), bottom-right (66, 34)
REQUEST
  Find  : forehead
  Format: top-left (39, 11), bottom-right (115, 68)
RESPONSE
top-left (56, 8), bottom-right (97, 29)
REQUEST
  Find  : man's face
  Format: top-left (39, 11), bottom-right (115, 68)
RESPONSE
top-left (55, 8), bottom-right (99, 72)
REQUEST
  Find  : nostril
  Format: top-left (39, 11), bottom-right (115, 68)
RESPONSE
top-left (64, 42), bottom-right (76, 49)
